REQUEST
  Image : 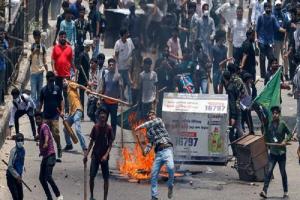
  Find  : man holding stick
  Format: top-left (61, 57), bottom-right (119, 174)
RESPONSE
top-left (83, 108), bottom-right (113, 200)
top-left (62, 79), bottom-right (87, 152)
top-left (6, 133), bottom-right (25, 200)
top-left (35, 112), bottom-right (64, 200)
top-left (260, 106), bottom-right (292, 199)
top-left (135, 110), bottom-right (174, 200)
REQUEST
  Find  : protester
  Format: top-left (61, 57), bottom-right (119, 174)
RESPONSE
top-left (139, 58), bottom-right (158, 119)
top-left (84, 108), bottom-right (113, 200)
top-left (75, 6), bottom-right (91, 67)
top-left (197, 2), bottom-right (215, 57)
top-left (62, 79), bottom-right (87, 152)
top-left (241, 72), bottom-right (254, 134)
top-left (35, 112), bottom-right (64, 200)
top-left (88, 0), bottom-right (106, 58)
top-left (87, 57), bottom-right (100, 123)
top-left (9, 88), bottom-right (36, 139)
top-left (29, 30), bottom-right (48, 108)
top-left (39, 71), bottom-right (64, 162)
top-left (101, 58), bottom-right (120, 138)
top-left (260, 106), bottom-right (292, 199)
top-left (167, 27), bottom-right (183, 64)
top-left (273, 1), bottom-right (289, 80)
top-left (256, 2), bottom-right (286, 78)
top-left (229, 6), bottom-right (248, 65)
top-left (251, 0), bottom-right (266, 26)
top-left (215, 0), bottom-right (237, 57)
top-left (54, 1), bottom-right (70, 45)
top-left (78, 39), bottom-right (94, 119)
top-left (135, 110), bottom-right (174, 200)
top-left (211, 30), bottom-right (227, 94)
top-left (122, 3), bottom-right (142, 44)
top-left (52, 30), bottom-right (75, 115)
top-left (60, 8), bottom-right (77, 47)
top-left (6, 133), bottom-right (25, 200)
top-left (192, 39), bottom-right (212, 94)
top-left (96, 53), bottom-right (107, 94)
top-left (114, 28), bottom-right (135, 104)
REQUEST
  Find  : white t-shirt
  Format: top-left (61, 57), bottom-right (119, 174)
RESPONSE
top-left (140, 71), bottom-right (158, 103)
top-left (230, 19), bottom-right (248, 48)
top-left (114, 38), bottom-right (135, 70)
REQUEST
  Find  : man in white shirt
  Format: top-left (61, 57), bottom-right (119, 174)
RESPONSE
top-left (251, 0), bottom-right (267, 26)
top-left (114, 28), bottom-right (135, 104)
top-left (229, 6), bottom-right (248, 65)
top-left (167, 27), bottom-right (183, 64)
top-left (215, 0), bottom-right (238, 57)
top-left (9, 88), bottom-right (37, 139)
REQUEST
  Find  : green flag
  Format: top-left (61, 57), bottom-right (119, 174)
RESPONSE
top-left (253, 68), bottom-right (282, 114)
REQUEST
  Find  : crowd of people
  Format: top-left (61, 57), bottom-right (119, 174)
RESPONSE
top-left (5, 0), bottom-right (300, 200)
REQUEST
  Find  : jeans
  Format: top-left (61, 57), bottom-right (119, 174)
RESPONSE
top-left (101, 103), bottom-right (118, 140)
top-left (229, 111), bottom-right (243, 156)
top-left (0, 68), bottom-right (5, 105)
top-left (39, 154), bottom-right (61, 200)
top-left (258, 43), bottom-right (274, 78)
top-left (119, 69), bottom-right (132, 104)
top-left (7, 173), bottom-right (23, 200)
top-left (92, 38), bottom-right (100, 58)
top-left (64, 110), bottom-right (87, 150)
top-left (30, 72), bottom-right (43, 108)
top-left (213, 71), bottom-right (222, 94)
top-left (151, 147), bottom-right (174, 198)
top-left (35, 0), bottom-right (51, 29)
top-left (263, 153), bottom-right (288, 193)
top-left (199, 79), bottom-right (208, 94)
top-left (14, 109), bottom-right (37, 137)
top-left (87, 97), bottom-right (98, 123)
top-left (55, 76), bottom-right (69, 114)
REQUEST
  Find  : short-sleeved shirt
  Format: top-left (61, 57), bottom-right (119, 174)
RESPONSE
top-left (114, 38), bottom-right (135, 70)
top-left (103, 71), bottom-right (120, 104)
top-left (90, 124), bottom-right (113, 158)
top-left (67, 81), bottom-right (83, 115)
top-left (40, 84), bottom-right (63, 120)
top-left (52, 44), bottom-right (73, 77)
top-left (230, 19), bottom-right (248, 48)
top-left (140, 71), bottom-right (158, 103)
top-left (60, 20), bottom-right (77, 46)
top-left (242, 39), bottom-right (256, 76)
top-left (30, 43), bottom-right (46, 74)
top-left (88, 9), bottom-right (101, 37)
top-left (38, 123), bottom-right (55, 157)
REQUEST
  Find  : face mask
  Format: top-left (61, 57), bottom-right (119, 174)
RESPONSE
top-left (16, 141), bottom-right (24, 148)
top-left (203, 10), bottom-right (209, 17)
top-left (59, 39), bottom-right (66, 45)
top-left (265, 9), bottom-right (271, 15)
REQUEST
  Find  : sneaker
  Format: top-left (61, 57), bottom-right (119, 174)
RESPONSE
top-left (283, 192), bottom-right (289, 198)
top-left (168, 186), bottom-right (173, 199)
top-left (57, 148), bottom-right (62, 158)
top-left (259, 191), bottom-right (267, 199)
top-left (56, 158), bottom-right (62, 163)
top-left (57, 195), bottom-right (64, 200)
top-left (63, 145), bottom-right (73, 151)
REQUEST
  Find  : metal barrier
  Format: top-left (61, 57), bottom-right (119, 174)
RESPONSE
top-left (5, 0), bottom-right (25, 89)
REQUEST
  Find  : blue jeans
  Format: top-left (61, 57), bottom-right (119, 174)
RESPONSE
top-left (64, 110), bottom-right (87, 150)
top-left (119, 69), bottom-right (132, 104)
top-left (92, 38), bottom-right (100, 58)
top-left (30, 72), bottom-right (43, 108)
top-left (151, 147), bottom-right (174, 198)
top-left (212, 70), bottom-right (222, 94)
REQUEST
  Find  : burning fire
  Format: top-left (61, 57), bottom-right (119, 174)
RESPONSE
top-left (119, 125), bottom-right (156, 180)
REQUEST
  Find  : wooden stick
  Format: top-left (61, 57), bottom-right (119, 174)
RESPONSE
top-left (265, 142), bottom-right (291, 147)
top-left (2, 160), bottom-right (32, 192)
top-left (134, 131), bottom-right (145, 155)
top-left (84, 162), bottom-right (87, 200)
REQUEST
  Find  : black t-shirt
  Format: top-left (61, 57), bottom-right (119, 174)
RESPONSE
top-left (242, 39), bottom-right (256, 76)
top-left (90, 124), bottom-right (113, 158)
top-left (40, 85), bottom-right (63, 120)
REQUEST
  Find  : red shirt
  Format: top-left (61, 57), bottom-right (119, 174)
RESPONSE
top-left (52, 44), bottom-right (73, 77)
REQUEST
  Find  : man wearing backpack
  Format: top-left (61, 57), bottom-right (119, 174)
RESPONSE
top-left (9, 88), bottom-right (37, 139)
